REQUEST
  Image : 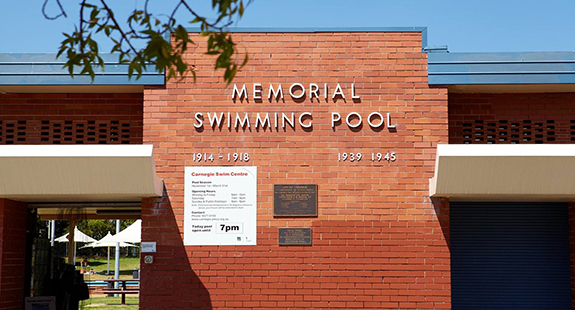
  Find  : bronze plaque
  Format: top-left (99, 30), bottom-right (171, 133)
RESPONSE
top-left (273, 184), bottom-right (318, 217)
top-left (278, 228), bottom-right (312, 246)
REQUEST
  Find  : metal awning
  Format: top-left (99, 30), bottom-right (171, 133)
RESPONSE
top-left (0, 145), bottom-right (163, 204)
top-left (430, 144), bottom-right (575, 202)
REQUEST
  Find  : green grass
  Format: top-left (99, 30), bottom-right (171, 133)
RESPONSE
top-left (77, 257), bottom-right (140, 281)
top-left (80, 296), bottom-right (139, 309)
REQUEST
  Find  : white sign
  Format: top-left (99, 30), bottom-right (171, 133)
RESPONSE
top-left (141, 242), bottom-right (156, 253)
top-left (184, 166), bottom-right (257, 245)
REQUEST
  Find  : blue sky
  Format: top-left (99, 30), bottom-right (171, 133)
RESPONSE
top-left (1, 0), bottom-right (574, 53)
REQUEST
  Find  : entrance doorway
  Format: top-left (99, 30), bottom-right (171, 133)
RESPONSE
top-left (29, 204), bottom-right (142, 310)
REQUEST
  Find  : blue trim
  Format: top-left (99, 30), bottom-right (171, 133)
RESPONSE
top-left (423, 46), bottom-right (448, 53)
top-left (421, 28), bottom-right (428, 51)
top-left (429, 52), bottom-right (575, 85)
top-left (0, 53), bottom-right (164, 86)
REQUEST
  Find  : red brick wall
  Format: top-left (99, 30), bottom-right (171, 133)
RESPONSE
top-left (0, 199), bottom-right (27, 310)
top-left (0, 93), bottom-right (143, 144)
top-left (142, 32), bottom-right (450, 309)
top-left (449, 93), bottom-right (575, 144)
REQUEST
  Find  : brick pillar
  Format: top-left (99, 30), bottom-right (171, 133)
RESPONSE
top-left (431, 197), bottom-right (451, 307)
top-left (140, 194), bottom-right (213, 310)
top-left (0, 199), bottom-right (28, 310)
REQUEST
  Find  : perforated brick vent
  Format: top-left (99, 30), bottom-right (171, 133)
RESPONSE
top-left (0, 119), bottom-right (137, 145)
top-left (0, 120), bottom-right (27, 144)
top-left (39, 120), bottom-right (131, 144)
top-left (463, 120), bottom-right (556, 144)
top-left (571, 120), bottom-right (575, 142)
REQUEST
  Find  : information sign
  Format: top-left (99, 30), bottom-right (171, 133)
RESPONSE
top-left (184, 166), bottom-right (257, 245)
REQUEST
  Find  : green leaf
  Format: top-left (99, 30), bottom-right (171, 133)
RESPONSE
top-left (58, 0), bottom-right (249, 84)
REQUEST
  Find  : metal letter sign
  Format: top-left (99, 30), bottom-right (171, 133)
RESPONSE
top-left (184, 166), bottom-right (257, 245)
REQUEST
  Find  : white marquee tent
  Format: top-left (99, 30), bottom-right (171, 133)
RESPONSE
top-left (55, 227), bottom-right (97, 264)
top-left (106, 219), bottom-right (141, 243)
top-left (55, 227), bottom-right (97, 243)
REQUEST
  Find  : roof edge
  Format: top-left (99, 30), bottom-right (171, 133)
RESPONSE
top-left (429, 51), bottom-right (575, 86)
top-left (0, 53), bottom-right (165, 87)
top-left (185, 26), bottom-right (429, 52)
top-left (185, 26), bottom-right (427, 33)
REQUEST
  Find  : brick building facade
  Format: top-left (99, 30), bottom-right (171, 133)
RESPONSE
top-left (140, 30), bottom-right (450, 309)
top-left (0, 29), bottom-right (575, 309)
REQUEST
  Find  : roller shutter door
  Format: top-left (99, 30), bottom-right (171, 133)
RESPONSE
top-left (451, 202), bottom-right (570, 309)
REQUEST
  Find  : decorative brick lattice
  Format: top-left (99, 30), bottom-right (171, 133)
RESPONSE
top-left (0, 93), bottom-right (143, 145)
top-left (463, 120), bottom-right (557, 144)
top-left (0, 120), bottom-right (132, 144)
top-left (39, 120), bottom-right (131, 144)
top-left (0, 120), bottom-right (27, 144)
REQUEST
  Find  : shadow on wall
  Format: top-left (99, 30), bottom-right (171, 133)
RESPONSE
top-left (431, 197), bottom-right (450, 249)
top-left (140, 186), bottom-right (212, 310)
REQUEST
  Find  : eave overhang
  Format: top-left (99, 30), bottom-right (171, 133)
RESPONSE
top-left (0, 145), bottom-right (163, 203)
top-left (430, 144), bottom-right (575, 202)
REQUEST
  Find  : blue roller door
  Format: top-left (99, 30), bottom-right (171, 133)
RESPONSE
top-left (451, 202), bottom-right (570, 309)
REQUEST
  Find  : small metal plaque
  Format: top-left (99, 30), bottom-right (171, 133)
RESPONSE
top-left (278, 228), bottom-right (312, 245)
top-left (141, 242), bottom-right (156, 253)
top-left (273, 184), bottom-right (318, 217)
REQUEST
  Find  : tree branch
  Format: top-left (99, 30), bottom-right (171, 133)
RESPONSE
top-left (98, 0), bottom-right (140, 56)
top-left (51, 0), bottom-right (250, 83)
top-left (42, 0), bottom-right (67, 20)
